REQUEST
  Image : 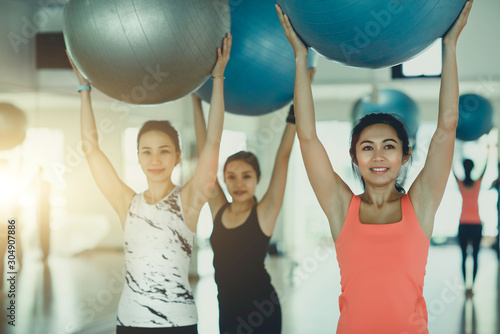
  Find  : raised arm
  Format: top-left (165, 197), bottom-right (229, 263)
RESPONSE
top-left (182, 34), bottom-right (232, 231)
top-left (409, 1), bottom-right (472, 237)
top-left (191, 93), bottom-right (228, 217)
top-left (276, 5), bottom-right (352, 239)
top-left (67, 52), bottom-right (135, 225)
top-left (257, 106), bottom-right (296, 236)
top-left (478, 145), bottom-right (490, 181)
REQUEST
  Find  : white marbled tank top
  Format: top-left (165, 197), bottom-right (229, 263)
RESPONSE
top-left (117, 186), bottom-right (197, 327)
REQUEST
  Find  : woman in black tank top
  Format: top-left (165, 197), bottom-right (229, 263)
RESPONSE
top-left (192, 75), bottom-right (312, 333)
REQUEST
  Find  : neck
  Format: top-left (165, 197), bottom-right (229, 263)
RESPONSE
top-left (361, 184), bottom-right (402, 207)
top-left (230, 198), bottom-right (256, 212)
top-left (146, 180), bottom-right (175, 203)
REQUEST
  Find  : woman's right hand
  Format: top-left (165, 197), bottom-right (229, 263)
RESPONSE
top-left (66, 50), bottom-right (90, 85)
top-left (443, 0), bottom-right (473, 47)
top-left (276, 4), bottom-right (308, 59)
top-left (211, 33), bottom-right (232, 78)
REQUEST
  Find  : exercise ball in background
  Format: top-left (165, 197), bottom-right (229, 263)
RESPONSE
top-left (352, 89), bottom-right (420, 139)
top-left (196, 0), bottom-right (318, 116)
top-left (276, 0), bottom-right (467, 68)
top-left (456, 94), bottom-right (494, 141)
top-left (63, 0), bottom-right (230, 104)
top-left (0, 103), bottom-right (27, 151)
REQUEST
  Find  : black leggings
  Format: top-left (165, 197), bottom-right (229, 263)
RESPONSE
top-left (458, 224), bottom-right (482, 284)
top-left (116, 325), bottom-right (197, 334)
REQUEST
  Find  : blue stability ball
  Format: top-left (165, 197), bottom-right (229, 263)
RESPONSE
top-left (196, 0), bottom-right (317, 116)
top-left (456, 94), bottom-right (494, 141)
top-left (63, 0), bottom-right (230, 104)
top-left (276, 0), bottom-right (467, 69)
top-left (352, 89), bottom-right (420, 139)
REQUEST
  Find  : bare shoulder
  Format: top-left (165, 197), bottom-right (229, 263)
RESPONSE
top-left (117, 188), bottom-right (137, 228)
top-left (408, 188), bottom-right (433, 240)
top-left (327, 187), bottom-right (353, 241)
top-left (179, 181), bottom-right (203, 232)
top-left (179, 179), bottom-right (197, 207)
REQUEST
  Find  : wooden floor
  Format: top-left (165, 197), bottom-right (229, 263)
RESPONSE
top-left (1, 245), bottom-right (499, 334)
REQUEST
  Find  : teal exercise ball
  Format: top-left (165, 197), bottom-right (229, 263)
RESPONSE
top-left (352, 89), bottom-right (420, 139)
top-left (63, 0), bottom-right (230, 104)
top-left (456, 94), bottom-right (493, 141)
top-left (196, 0), bottom-right (318, 116)
top-left (276, 0), bottom-right (467, 68)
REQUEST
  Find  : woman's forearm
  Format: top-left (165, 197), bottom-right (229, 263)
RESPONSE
top-left (294, 55), bottom-right (318, 142)
top-left (80, 90), bottom-right (100, 155)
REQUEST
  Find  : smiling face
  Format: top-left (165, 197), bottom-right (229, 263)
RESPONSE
top-left (354, 123), bottom-right (411, 188)
top-left (137, 130), bottom-right (180, 183)
top-left (224, 160), bottom-right (258, 202)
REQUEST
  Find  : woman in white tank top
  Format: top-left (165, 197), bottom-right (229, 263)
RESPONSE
top-left (67, 35), bottom-right (232, 334)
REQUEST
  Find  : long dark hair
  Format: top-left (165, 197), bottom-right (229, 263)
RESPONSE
top-left (350, 113), bottom-right (411, 193)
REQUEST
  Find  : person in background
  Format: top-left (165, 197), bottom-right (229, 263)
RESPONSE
top-left (454, 156), bottom-right (488, 298)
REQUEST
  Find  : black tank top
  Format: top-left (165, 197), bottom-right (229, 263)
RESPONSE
top-left (210, 203), bottom-right (272, 302)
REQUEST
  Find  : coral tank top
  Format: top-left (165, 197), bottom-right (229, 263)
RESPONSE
top-left (335, 194), bottom-right (430, 334)
top-left (457, 180), bottom-right (482, 224)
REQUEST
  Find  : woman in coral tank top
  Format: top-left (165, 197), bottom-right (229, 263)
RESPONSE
top-left (277, 2), bottom-right (472, 333)
top-left (454, 157), bottom-right (488, 297)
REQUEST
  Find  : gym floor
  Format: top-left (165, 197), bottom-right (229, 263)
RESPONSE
top-left (1, 243), bottom-right (498, 334)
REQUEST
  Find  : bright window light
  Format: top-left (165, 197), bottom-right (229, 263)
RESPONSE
top-left (402, 39), bottom-right (442, 77)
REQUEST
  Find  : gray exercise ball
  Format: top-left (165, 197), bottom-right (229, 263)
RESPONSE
top-left (63, 0), bottom-right (230, 105)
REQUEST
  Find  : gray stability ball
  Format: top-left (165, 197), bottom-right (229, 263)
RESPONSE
top-left (63, 0), bottom-right (230, 105)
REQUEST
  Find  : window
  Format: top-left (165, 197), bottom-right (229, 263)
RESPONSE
top-left (0, 128), bottom-right (65, 234)
top-left (392, 39), bottom-right (442, 78)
